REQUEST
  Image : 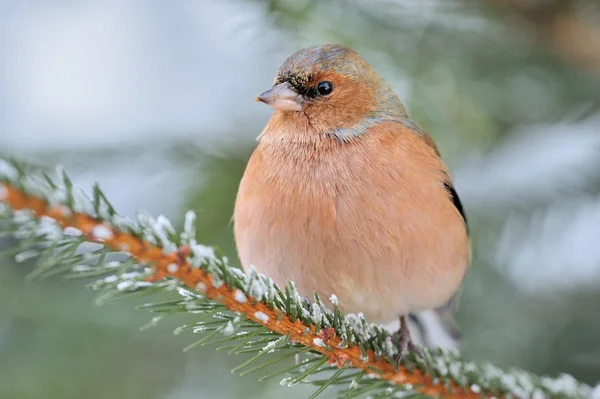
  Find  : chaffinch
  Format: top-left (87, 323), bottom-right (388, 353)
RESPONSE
top-left (234, 44), bottom-right (469, 360)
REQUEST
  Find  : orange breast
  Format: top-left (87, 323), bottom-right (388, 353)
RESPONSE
top-left (233, 122), bottom-right (469, 323)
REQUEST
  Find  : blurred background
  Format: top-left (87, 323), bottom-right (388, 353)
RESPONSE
top-left (1, 0), bottom-right (600, 398)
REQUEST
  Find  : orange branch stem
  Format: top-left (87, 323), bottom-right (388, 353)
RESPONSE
top-left (1, 183), bottom-right (496, 399)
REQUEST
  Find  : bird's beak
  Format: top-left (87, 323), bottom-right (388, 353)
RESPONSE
top-left (255, 82), bottom-right (303, 112)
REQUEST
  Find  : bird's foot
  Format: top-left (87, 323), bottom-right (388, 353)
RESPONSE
top-left (395, 316), bottom-right (425, 367)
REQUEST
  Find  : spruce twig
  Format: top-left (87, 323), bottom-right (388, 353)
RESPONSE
top-left (0, 157), bottom-right (593, 399)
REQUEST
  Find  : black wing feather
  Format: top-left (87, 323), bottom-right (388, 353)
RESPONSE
top-left (444, 182), bottom-right (468, 235)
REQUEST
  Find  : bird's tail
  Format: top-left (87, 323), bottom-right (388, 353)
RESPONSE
top-left (412, 291), bottom-right (463, 350)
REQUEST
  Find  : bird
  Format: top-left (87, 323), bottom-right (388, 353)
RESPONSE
top-left (233, 44), bottom-right (470, 361)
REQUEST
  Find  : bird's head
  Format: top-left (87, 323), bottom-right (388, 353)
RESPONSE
top-left (256, 44), bottom-right (407, 139)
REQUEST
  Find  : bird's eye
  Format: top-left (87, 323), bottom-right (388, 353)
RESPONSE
top-left (317, 81), bottom-right (334, 96)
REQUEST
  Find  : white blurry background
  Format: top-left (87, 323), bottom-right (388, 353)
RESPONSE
top-left (1, 1), bottom-right (600, 398)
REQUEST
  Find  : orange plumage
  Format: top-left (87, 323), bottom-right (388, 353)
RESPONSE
top-left (234, 44), bottom-right (469, 358)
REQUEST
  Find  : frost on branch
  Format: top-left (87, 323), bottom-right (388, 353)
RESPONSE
top-left (0, 157), bottom-right (595, 399)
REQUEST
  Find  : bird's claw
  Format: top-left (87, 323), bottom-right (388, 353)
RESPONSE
top-left (395, 316), bottom-right (426, 367)
top-left (395, 333), bottom-right (424, 366)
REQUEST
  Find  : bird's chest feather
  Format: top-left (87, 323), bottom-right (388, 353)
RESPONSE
top-left (235, 141), bottom-right (348, 275)
top-left (233, 129), bottom-right (469, 322)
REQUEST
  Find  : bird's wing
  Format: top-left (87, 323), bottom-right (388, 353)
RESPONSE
top-left (398, 117), bottom-right (469, 232)
top-left (432, 182), bottom-right (468, 342)
top-left (399, 117), bottom-right (469, 345)
top-left (444, 182), bottom-right (468, 234)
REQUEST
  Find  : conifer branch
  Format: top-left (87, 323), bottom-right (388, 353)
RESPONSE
top-left (0, 157), bottom-right (593, 399)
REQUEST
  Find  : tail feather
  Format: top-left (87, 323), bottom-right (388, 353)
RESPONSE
top-left (411, 309), bottom-right (461, 350)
